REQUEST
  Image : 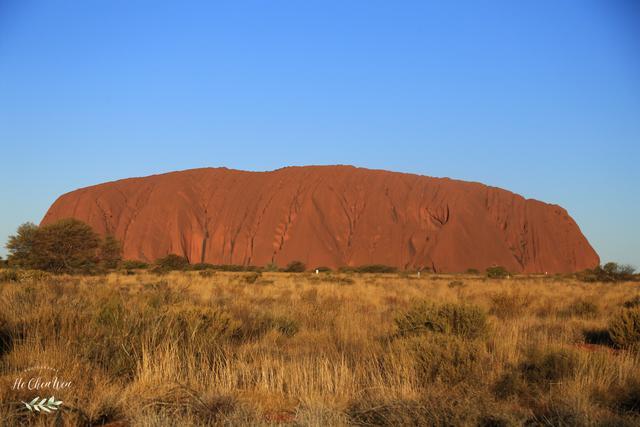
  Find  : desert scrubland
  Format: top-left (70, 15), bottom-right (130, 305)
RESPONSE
top-left (1, 270), bottom-right (639, 426)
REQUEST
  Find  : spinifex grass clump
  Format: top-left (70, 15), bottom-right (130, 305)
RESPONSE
top-left (560, 299), bottom-right (599, 318)
top-left (395, 302), bottom-right (488, 339)
top-left (608, 308), bottom-right (640, 349)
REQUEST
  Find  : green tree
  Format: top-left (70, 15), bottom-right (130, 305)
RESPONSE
top-left (6, 219), bottom-right (101, 273)
top-left (99, 235), bottom-right (122, 268)
top-left (34, 219), bottom-right (101, 272)
top-left (5, 222), bottom-right (40, 268)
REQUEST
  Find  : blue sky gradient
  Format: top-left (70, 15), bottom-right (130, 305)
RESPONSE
top-left (1, 1), bottom-right (639, 266)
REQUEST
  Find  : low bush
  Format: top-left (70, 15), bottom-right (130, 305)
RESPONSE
top-left (408, 334), bottom-right (486, 385)
top-left (192, 262), bottom-right (215, 270)
top-left (578, 262), bottom-right (636, 283)
top-left (283, 260), bottom-right (306, 272)
top-left (120, 260), bottom-right (149, 269)
top-left (490, 291), bottom-right (532, 319)
top-left (155, 254), bottom-right (190, 271)
top-left (357, 264), bottom-right (398, 273)
top-left (519, 348), bottom-right (578, 385)
top-left (486, 266), bottom-right (510, 279)
top-left (339, 264), bottom-right (398, 274)
top-left (395, 302), bottom-right (488, 339)
top-left (608, 308), bottom-right (640, 349)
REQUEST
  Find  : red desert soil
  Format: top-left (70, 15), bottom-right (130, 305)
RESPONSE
top-left (41, 166), bottom-right (599, 273)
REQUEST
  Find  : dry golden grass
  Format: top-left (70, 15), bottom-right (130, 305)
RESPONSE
top-left (1, 270), bottom-right (639, 426)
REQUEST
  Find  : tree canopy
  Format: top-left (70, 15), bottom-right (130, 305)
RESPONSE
top-left (5, 219), bottom-right (122, 273)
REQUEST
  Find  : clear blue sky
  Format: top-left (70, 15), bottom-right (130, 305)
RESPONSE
top-left (1, 1), bottom-right (639, 266)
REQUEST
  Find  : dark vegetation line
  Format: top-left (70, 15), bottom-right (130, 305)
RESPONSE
top-left (0, 218), bottom-right (637, 283)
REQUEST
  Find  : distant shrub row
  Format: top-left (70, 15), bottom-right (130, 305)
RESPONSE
top-left (3, 220), bottom-right (635, 280)
top-left (338, 264), bottom-right (398, 274)
top-left (577, 262), bottom-right (636, 283)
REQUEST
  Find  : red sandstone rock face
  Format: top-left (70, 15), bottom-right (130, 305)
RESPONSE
top-left (41, 166), bottom-right (599, 273)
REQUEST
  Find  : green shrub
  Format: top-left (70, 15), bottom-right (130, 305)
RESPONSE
top-left (99, 235), bottom-right (122, 268)
top-left (608, 308), bottom-right (640, 349)
top-left (408, 334), bottom-right (485, 385)
top-left (120, 259), bottom-right (149, 269)
top-left (358, 264), bottom-right (398, 273)
top-left (192, 262), bottom-right (215, 270)
top-left (395, 302), bottom-right (488, 339)
top-left (283, 260), bottom-right (306, 272)
top-left (339, 264), bottom-right (398, 274)
top-left (466, 268), bottom-right (480, 274)
top-left (155, 254), bottom-right (190, 271)
top-left (486, 266), bottom-right (509, 279)
top-left (578, 262), bottom-right (636, 283)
